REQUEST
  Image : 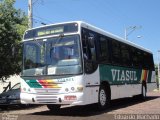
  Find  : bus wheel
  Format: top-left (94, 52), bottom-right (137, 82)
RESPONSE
top-left (0, 105), bottom-right (8, 110)
top-left (47, 104), bottom-right (61, 112)
top-left (141, 83), bottom-right (147, 100)
top-left (97, 85), bottom-right (110, 110)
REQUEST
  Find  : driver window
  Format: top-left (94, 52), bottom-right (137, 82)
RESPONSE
top-left (82, 28), bottom-right (96, 61)
top-left (88, 32), bottom-right (96, 61)
top-left (82, 28), bottom-right (98, 74)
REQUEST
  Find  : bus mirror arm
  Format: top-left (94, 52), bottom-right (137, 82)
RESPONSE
top-left (88, 37), bottom-right (95, 48)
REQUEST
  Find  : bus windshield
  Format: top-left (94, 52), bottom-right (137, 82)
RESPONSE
top-left (22, 35), bottom-right (82, 76)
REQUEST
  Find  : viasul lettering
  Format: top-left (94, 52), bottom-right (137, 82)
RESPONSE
top-left (111, 69), bottom-right (137, 81)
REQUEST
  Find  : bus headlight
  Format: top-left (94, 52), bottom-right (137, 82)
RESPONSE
top-left (77, 86), bottom-right (83, 92)
top-left (65, 88), bottom-right (69, 92)
top-left (65, 86), bottom-right (83, 93)
top-left (22, 87), bottom-right (26, 92)
top-left (65, 87), bottom-right (75, 92)
top-left (71, 87), bottom-right (75, 91)
top-left (28, 88), bottom-right (31, 92)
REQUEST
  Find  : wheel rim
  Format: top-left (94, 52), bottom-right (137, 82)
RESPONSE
top-left (100, 89), bottom-right (106, 106)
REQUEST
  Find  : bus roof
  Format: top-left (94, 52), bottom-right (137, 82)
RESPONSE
top-left (24, 21), bottom-right (152, 54)
top-left (78, 21), bottom-right (152, 54)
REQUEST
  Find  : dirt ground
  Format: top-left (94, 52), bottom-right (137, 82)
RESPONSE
top-left (0, 91), bottom-right (160, 120)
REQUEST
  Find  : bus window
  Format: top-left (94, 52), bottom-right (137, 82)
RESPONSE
top-left (24, 44), bottom-right (37, 69)
top-left (82, 28), bottom-right (98, 74)
top-left (120, 43), bottom-right (131, 67)
top-left (99, 36), bottom-right (110, 63)
top-left (88, 32), bottom-right (96, 61)
top-left (50, 46), bottom-right (62, 65)
top-left (144, 53), bottom-right (154, 70)
top-left (82, 29), bottom-right (96, 61)
top-left (111, 40), bottom-right (121, 65)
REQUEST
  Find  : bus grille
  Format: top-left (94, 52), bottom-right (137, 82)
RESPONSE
top-left (34, 88), bottom-right (60, 94)
top-left (36, 95), bottom-right (57, 103)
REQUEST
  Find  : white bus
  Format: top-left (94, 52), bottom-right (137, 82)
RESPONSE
top-left (20, 21), bottom-right (156, 111)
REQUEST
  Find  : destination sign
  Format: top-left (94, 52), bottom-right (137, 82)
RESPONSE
top-left (24, 23), bottom-right (78, 39)
top-left (37, 27), bottom-right (64, 36)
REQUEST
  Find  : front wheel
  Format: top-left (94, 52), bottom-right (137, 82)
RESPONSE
top-left (47, 104), bottom-right (61, 112)
top-left (97, 85), bottom-right (110, 110)
top-left (0, 105), bottom-right (8, 110)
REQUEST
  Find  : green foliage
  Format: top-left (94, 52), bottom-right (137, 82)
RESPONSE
top-left (0, 0), bottom-right (28, 81)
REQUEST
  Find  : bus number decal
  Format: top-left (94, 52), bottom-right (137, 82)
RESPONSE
top-left (57, 77), bottom-right (74, 82)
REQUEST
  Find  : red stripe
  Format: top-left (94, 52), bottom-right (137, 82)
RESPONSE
top-left (143, 70), bottom-right (148, 81)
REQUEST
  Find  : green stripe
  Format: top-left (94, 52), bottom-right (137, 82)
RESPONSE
top-left (148, 71), bottom-right (152, 83)
top-left (25, 79), bottom-right (42, 88)
top-left (99, 64), bottom-right (152, 85)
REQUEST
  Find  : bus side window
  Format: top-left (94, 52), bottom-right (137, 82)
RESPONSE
top-left (82, 29), bottom-right (90, 59)
top-left (88, 32), bottom-right (96, 61)
top-left (82, 29), bottom-right (96, 61)
top-left (120, 43), bottom-right (131, 67)
top-left (98, 36), bottom-right (110, 63)
top-left (82, 28), bottom-right (98, 74)
top-left (143, 53), bottom-right (154, 70)
top-left (131, 48), bottom-right (138, 67)
top-left (111, 40), bottom-right (121, 65)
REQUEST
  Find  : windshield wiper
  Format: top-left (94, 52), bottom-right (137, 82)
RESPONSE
top-left (55, 34), bottom-right (64, 45)
top-left (33, 38), bottom-right (42, 47)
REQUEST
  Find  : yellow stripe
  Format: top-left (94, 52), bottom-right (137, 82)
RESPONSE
top-left (141, 70), bottom-right (148, 81)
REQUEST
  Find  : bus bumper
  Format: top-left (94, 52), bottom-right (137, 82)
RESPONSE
top-left (20, 92), bottom-right (85, 106)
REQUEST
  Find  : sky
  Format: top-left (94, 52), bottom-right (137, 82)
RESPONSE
top-left (15, 0), bottom-right (160, 63)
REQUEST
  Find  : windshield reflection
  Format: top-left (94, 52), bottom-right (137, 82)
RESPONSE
top-left (22, 35), bottom-right (82, 76)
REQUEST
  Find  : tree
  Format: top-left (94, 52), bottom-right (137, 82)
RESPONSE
top-left (0, 0), bottom-right (28, 81)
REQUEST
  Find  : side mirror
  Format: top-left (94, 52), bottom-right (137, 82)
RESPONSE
top-left (88, 37), bottom-right (95, 48)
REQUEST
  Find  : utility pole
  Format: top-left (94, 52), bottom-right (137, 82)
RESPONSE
top-left (28, 0), bottom-right (33, 28)
top-left (124, 26), bottom-right (142, 40)
top-left (158, 50), bottom-right (160, 91)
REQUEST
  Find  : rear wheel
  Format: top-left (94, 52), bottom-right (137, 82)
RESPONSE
top-left (47, 104), bottom-right (61, 112)
top-left (0, 105), bottom-right (8, 110)
top-left (97, 85), bottom-right (110, 110)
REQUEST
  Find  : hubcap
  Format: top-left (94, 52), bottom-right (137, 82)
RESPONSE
top-left (100, 89), bottom-right (106, 106)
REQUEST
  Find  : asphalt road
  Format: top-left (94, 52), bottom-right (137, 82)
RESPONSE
top-left (0, 91), bottom-right (160, 120)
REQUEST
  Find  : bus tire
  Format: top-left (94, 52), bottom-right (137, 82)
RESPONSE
top-left (47, 104), bottom-right (61, 112)
top-left (0, 105), bottom-right (8, 110)
top-left (141, 82), bottom-right (147, 100)
top-left (97, 85), bottom-right (110, 110)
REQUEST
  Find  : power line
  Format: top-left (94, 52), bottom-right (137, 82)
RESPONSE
top-left (32, 0), bottom-right (39, 5)
top-left (33, 18), bottom-right (47, 25)
top-left (28, 0), bottom-right (46, 28)
top-left (32, 0), bottom-right (44, 6)
top-left (34, 15), bottom-right (52, 23)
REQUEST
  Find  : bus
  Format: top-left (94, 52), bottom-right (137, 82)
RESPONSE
top-left (20, 21), bottom-right (156, 111)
